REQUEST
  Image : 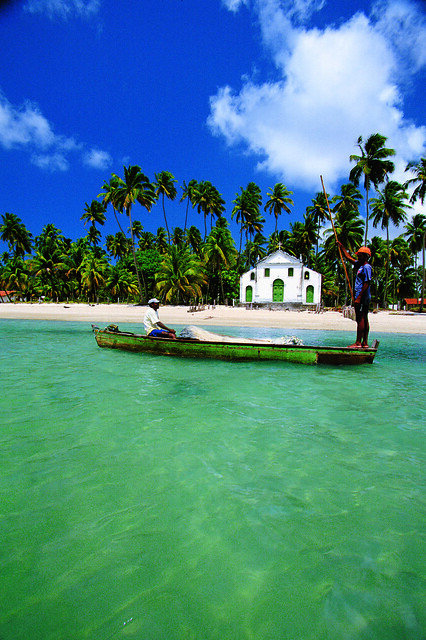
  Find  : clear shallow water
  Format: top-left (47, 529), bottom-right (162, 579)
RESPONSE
top-left (0, 320), bottom-right (425, 640)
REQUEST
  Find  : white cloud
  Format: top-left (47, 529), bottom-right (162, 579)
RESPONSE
top-left (0, 91), bottom-right (111, 172)
top-left (221, 0), bottom-right (249, 12)
top-left (210, 0), bottom-right (426, 192)
top-left (83, 148), bottom-right (112, 170)
top-left (24, 0), bottom-right (100, 20)
top-left (31, 152), bottom-right (69, 171)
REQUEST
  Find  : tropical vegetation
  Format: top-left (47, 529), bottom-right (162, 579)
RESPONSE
top-left (1, 142), bottom-right (425, 311)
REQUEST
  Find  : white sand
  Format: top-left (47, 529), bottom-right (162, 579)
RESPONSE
top-left (1, 302), bottom-right (425, 334)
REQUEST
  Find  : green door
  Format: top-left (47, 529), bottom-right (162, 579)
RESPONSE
top-left (272, 279), bottom-right (284, 302)
top-left (245, 285), bottom-right (253, 302)
top-left (306, 285), bottom-right (314, 303)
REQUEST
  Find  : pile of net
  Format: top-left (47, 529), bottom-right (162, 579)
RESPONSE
top-left (179, 325), bottom-right (304, 346)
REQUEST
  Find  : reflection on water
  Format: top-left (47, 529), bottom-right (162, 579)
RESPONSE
top-left (0, 320), bottom-right (425, 639)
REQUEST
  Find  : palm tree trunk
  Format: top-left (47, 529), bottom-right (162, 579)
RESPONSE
top-left (127, 205), bottom-right (146, 303)
top-left (383, 226), bottom-right (390, 308)
top-left (421, 230), bottom-right (425, 312)
top-left (162, 194), bottom-right (171, 243)
top-left (364, 183), bottom-right (369, 245)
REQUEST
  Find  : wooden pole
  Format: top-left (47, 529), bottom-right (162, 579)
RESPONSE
top-left (320, 175), bottom-right (354, 304)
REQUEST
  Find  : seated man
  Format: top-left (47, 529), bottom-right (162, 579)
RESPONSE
top-left (144, 298), bottom-right (176, 339)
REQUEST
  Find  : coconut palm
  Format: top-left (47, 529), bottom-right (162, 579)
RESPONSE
top-left (370, 181), bottom-right (411, 307)
top-left (192, 181), bottom-right (226, 240)
top-left (113, 165), bottom-right (157, 301)
top-left (186, 225), bottom-right (203, 257)
top-left (405, 158), bottom-right (426, 310)
top-left (180, 179), bottom-right (198, 233)
top-left (267, 229), bottom-right (292, 254)
top-left (155, 227), bottom-right (168, 255)
top-left (204, 217), bottom-right (238, 303)
top-left (98, 175), bottom-right (125, 234)
top-left (105, 264), bottom-right (139, 301)
top-left (106, 232), bottom-right (130, 260)
top-left (155, 245), bottom-right (207, 304)
top-left (232, 184), bottom-right (260, 266)
top-left (264, 183), bottom-right (293, 234)
top-left (81, 200), bottom-right (106, 229)
top-left (137, 231), bottom-right (156, 251)
top-left (405, 158), bottom-right (426, 205)
top-left (154, 170), bottom-right (178, 243)
top-left (404, 213), bottom-right (426, 301)
top-left (0, 212), bottom-right (33, 257)
top-left (349, 133), bottom-right (395, 244)
top-left (79, 252), bottom-right (109, 302)
top-left (1, 257), bottom-right (30, 300)
top-left (30, 239), bottom-right (68, 300)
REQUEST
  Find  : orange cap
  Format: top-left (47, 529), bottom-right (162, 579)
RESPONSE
top-left (356, 246), bottom-right (371, 257)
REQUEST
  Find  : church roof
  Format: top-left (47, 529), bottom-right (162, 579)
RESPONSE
top-left (256, 249), bottom-right (301, 267)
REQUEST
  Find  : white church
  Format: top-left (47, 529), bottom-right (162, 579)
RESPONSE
top-left (239, 249), bottom-right (322, 307)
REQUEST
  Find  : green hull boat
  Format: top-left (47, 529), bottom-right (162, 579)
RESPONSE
top-left (92, 326), bottom-right (379, 366)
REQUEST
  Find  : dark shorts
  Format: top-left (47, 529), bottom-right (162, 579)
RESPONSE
top-left (149, 329), bottom-right (168, 337)
top-left (354, 301), bottom-right (369, 322)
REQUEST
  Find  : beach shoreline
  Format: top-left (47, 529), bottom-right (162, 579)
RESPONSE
top-left (1, 302), bottom-right (425, 334)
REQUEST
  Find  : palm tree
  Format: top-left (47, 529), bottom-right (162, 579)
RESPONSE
top-left (98, 175), bottom-right (125, 234)
top-left (180, 179), bottom-right (198, 233)
top-left (79, 252), bottom-right (109, 302)
top-left (172, 226), bottom-right (185, 248)
top-left (306, 192), bottom-right (330, 255)
top-left (0, 212), bottom-right (33, 257)
top-left (30, 239), bottom-right (68, 301)
top-left (370, 180), bottom-right (411, 307)
top-left (323, 207), bottom-right (365, 304)
top-left (154, 170), bottom-right (178, 243)
top-left (106, 231), bottom-right (130, 261)
top-left (155, 227), bottom-right (168, 255)
top-left (404, 213), bottom-right (426, 303)
top-left (405, 158), bottom-right (426, 311)
top-left (204, 217), bottom-right (238, 303)
top-left (81, 200), bottom-right (106, 229)
top-left (106, 264), bottom-right (139, 301)
top-left (264, 183), bottom-right (293, 234)
top-left (349, 133), bottom-right (396, 244)
top-left (405, 158), bottom-right (426, 205)
top-left (113, 165), bottom-right (157, 302)
top-left (155, 246), bottom-right (207, 304)
top-left (186, 225), bottom-right (203, 257)
top-left (137, 231), bottom-right (156, 251)
top-left (192, 181), bottom-right (226, 240)
top-left (232, 185), bottom-right (260, 265)
top-left (1, 257), bottom-right (30, 300)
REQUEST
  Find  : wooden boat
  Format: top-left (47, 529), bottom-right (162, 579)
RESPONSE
top-left (92, 325), bottom-right (379, 365)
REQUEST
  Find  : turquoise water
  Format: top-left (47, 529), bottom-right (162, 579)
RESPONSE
top-left (0, 319), bottom-right (425, 640)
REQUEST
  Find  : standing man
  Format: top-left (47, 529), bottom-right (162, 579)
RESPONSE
top-left (338, 244), bottom-right (372, 348)
top-left (144, 298), bottom-right (177, 339)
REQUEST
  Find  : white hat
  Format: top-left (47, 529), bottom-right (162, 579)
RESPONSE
top-left (148, 298), bottom-right (160, 305)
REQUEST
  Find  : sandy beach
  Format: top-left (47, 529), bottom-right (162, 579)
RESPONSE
top-left (0, 302), bottom-right (425, 334)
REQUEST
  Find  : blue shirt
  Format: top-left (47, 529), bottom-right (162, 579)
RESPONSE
top-left (354, 263), bottom-right (372, 302)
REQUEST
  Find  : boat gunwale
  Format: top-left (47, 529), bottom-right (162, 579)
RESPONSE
top-left (94, 328), bottom-right (378, 354)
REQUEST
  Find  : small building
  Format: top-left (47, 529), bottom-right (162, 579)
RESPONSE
top-left (404, 298), bottom-right (425, 310)
top-left (239, 250), bottom-right (322, 307)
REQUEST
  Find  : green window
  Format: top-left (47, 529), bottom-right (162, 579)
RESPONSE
top-left (304, 271), bottom-right (310, 280)
top-left (272, 279), bottom-right (284, 302)
top-left (288, 268), bottom-right (294, 277)
top-left (264, 268), bottom-right (270, 277)
top-left (306, 285), bottom-right (314, 304)
top-left (245, 286), bottom-right (253, 302)
top-left (250, 272), bottom-right (255, 280)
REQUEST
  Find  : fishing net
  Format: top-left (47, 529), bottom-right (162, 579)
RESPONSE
top-left (178, 326), bottom-right (303, 345)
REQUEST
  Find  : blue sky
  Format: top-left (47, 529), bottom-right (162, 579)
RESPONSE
top-left (0, 0), bottom-right (425, 251)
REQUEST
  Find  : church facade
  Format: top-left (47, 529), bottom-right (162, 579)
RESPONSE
top-left (239, 250), bottom-right (322, 307)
